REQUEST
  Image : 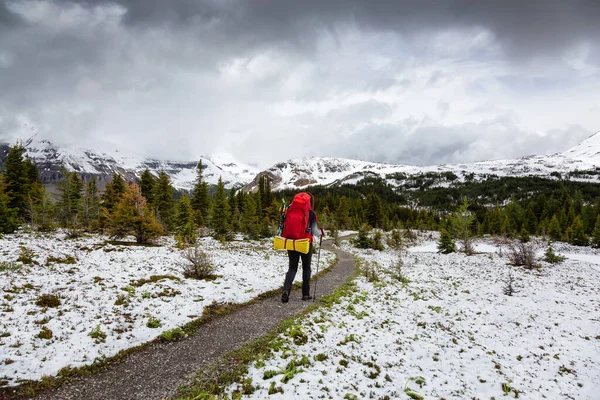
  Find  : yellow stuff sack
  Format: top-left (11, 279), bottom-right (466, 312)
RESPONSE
top-left (273, 236), bottom-right (310, 254)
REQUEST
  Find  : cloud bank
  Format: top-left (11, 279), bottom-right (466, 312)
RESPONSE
top-left (0, 0), bottom-right (598, 167)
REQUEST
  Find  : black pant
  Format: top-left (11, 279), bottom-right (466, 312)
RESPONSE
top-left (283, 245), bottom-right (313, 296)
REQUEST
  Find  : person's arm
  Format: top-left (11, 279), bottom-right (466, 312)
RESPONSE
top-left (310, 210), bottom-right (321, 239)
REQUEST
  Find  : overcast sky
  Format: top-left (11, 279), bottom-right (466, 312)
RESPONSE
top-left (1, 0), bottom-right (599, 168)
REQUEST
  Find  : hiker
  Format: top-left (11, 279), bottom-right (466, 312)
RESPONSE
top-left (281, 192), bottom-right (322, 303)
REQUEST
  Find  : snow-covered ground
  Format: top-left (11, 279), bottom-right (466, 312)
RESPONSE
top-left (226, 236), bottom-right (600, 399)
top-left (0, 232), bottom-right (335, 386)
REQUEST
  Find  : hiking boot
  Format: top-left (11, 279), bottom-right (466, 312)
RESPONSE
top-left (302, 295), bottom-right (312, 301)
top-left (281, 290), bottom-right (289, 303)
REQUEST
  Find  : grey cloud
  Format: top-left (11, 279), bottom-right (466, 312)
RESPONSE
top-left (321, 120), bottom-right (592, 166)
top-left (69, 0), bottom-right (600, 60)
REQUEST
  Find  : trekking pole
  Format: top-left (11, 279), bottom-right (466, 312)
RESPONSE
top-left (312, 228), bottom-right (325, 302)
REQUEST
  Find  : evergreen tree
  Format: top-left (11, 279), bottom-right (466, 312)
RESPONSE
top-left (548, 214), bottom-right (562, 241)
top-left (110, 183), bottom-right (163, 244)
top-left (523, 206), bottom-right (537, 234)
top-left (437, 228), bottom-right (456, 254)
top-left (228, 187), bottom-right (240, 233)
top-left (449, 197), bottom-right (475, 255)
top-left (3, 144), bottom-right (39, 220)
top-left (335, 196), bottom-right (351, 230)
top-left (27, 182), bottom-right (54, 231)
top-left (365, 192), bottom-right (383, 228)
top-left (190, 160), bottom-right (210, 226)
top-left (569, 216), bottom-right (587, 246)
top-left (175, 194), bottom-right (196, 244)
top-left (139, 169), bottom-right (155, 206)
top-left (102, 173), bottom-right (127, 212)
top-left (241, 193), bottom-right (259, 239)
top-left (153, 171), bottom-right (175, 230)
top-left (82, 178), bottom-right (100, 231)
top-left (581, 205), bottom-right (596, 235)
top-left (211, 176), bottom-right (231, 240)
top-left (573, 190), bottom-right (583, 216)
top-left (0, 174), bottom-right (18, 234)
top-left (352, 224), bottom-right (371, 249)
top-left (56, 171), bottom-right (83, 228)
top-left (591, 214), bottom-right (600, 248)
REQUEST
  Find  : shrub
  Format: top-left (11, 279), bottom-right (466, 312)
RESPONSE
top-left (503, 268), bottom-right (518, 296)
top-left (146, 316), bottom-right (161, 328)
top-left (89, 324), bottom-right (107, 342)
top-left (35, 293), bottom-right (61, 308)
top-left (363, 263), bottom-right (379, 282)
top-left (506, 241), bottom-right (539, 269)
top-left (437, 228), bottom-right (456, 254)
top-left (0, 261), bottom-right (20, 272)
top-left (37, 326), bottom-right (53, 340)
top-left (46, 255), bottom-right (78, 265)
top-left (352, 225), bottom-right (372, 249)
top-left (181, 242), bottom-right (216, 280)
top-left (391, 256), bottom-right (410, 286)
top-left (543, 246), bottom-right (566, 264)
top-left (17, 246), bottom-right (38, 265)
top-left (386, 229), bottom-right (403, 249)
top-left (370, 231), bottom-right (385, 251)
top-left (114, 294), bottom-right (128, 306)
top-left (158, 327), bottom-right (185, 341)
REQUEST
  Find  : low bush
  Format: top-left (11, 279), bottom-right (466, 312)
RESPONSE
top-left (35, 293), bottom-right (61, 308)
top-left (181, 243), bottom-right (216, 280)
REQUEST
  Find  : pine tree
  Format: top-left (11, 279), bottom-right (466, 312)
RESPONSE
top-left (82, 178), bottom-right (100, 231)
top-left (190, 160), bottom-right (210, 226)
top-left (56, 171), bottom-right (83, 228)
top-left (569, 216), bottom-right (587, 246)
top-left (241, 192), bottom-right (259, 239)
top-left (437, 228), bottom-right (456, 254)
top-left (3, 144), bottom-right (39, 220)
top-left (582, 206), bottom-right (596, 235)
top-left (548, 214), bottom-right (562, 241)
top-left (210, 176), bottom-right (231, 240)
top-left (335, 196), bottom-right (351, 229)
top-left (139, 169), bottom-right (155, 206)
top-left (228, 187), bottom-right (240, 233)
top-left (27, 182), bottom-right (54, 231)
top-left (153, 171), bottom-right (175, 231)
top-left (175, 194), bottom-right (196, 244)
top-left (102, 173), bottom-right (127, 212)
top-left (0, 174), bottom-right (18, 234)
top-left (365, 192), bottom-right (383, 229)
top-left (523, 206), bottom-right (537, 235)
top-left (449, 197), bottom-right (475, 255)
top-left (110, 183), bottom-right (163, 244)
top-left (257, 175), bottom-right (266, 218)
top-left (591, 215), bottom-right (600, 248)
top-left (573, 190), bottom-right (583, 216)
top-left (353, 224), bottom-right (371, 249)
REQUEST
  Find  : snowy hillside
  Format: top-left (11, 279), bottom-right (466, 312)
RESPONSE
top-left (0, 134), bottom-right (259, 191)
top-left (247, 132), bottom-right (600, 192)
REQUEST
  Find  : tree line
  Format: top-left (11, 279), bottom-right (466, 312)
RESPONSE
top-left (3, 143), bottom-right (600, 247)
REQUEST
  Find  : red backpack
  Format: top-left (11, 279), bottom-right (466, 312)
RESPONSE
top-left (281, 193), bottom-right (312, 240)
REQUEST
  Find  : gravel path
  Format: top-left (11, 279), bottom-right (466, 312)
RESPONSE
top-left (5, 241), bottom-right (355, 400)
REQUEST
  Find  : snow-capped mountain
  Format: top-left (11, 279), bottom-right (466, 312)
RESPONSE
top-left (3, 132), bottom-right (600, 194)
top-left (246, 132), bottom-right (600, 191)
top-left (0, 134), bottom-right (259, 191)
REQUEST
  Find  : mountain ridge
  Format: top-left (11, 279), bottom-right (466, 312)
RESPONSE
top-left (1, 131), bottom-right (599, 193)
top-left (0, 133), bottom-right (259, 191)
